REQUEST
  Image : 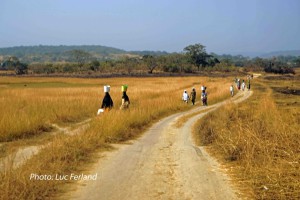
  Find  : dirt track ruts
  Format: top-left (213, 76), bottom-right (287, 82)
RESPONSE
top-left (62, 90), bottom-right (252, 200)
top-left (0, 119), bottom-right (91, 171)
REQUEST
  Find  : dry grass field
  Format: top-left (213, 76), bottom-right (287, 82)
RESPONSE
top-left (193, 73), bottom-right (300, 199)
top-left (0, 76), bottom-right (232, 199)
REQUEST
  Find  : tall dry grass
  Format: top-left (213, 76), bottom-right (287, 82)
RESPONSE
top-left (0, 76), bottom-right (231, 142)
top-left (0, 88), bottom-right (98, 142)
top-left (0, 76), bottom-right (234, 199)
top-left (194, 80), bottom-right (300, 199)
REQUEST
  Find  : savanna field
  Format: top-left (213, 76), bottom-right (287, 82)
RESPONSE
top-left (0, 73), bottom-right (299, 199)
top-left (0, 76), bottom-right (231, 199)
top-left (194, 71), bottom-right (300, 199)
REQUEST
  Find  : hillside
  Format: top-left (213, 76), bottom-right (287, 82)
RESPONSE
top-left (0, 45), bottom-right (168, 63)
top-left (260, 50), bottom-right (300, 58)
top-left (0, 45), bottom-right (126, 57)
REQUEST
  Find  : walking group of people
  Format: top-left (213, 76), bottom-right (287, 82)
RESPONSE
top-left (230, 76), bottom-right (251, 97)
top-left (100, 74), bottom-right (253, 114)
top-left (98, 84), bottom-right (130, 114)
top-left (182, 85), bottom-right (208, 106)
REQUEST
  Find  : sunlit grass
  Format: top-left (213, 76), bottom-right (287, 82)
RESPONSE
top-left (0, 76), bottom-right (232, 142)
top-left (0, 76), bottom-right (234, 199)
top-left (193, 77), bottom-right (300, 199)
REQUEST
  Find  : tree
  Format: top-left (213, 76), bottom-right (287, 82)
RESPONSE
top-left (221, 58), bottom-right (233, 66)
top-left (89, 60), bottom-right (100, 71)
top-left (161, 53), bottom-right (188, 73)
top-left (207, 57), bottom-right (220, 67)
top-left (253, 57), bottom-right (268, 69)
top-left (264, 58), bottom-right (295, 74)
top-left (15, 62), bottom-right (28, 75)
top-left (142, 55), bottom-right (157, 74)
top-left (122, 57), bottom-right (140, 74)
top-left (184, 44), bottom-right (210, 71)
top-left (70, 50), bottom-right (91, 71)
top-left (1, 56), bottom-right (28, 74)
top-left (1, 56), bottom-right (18, 70)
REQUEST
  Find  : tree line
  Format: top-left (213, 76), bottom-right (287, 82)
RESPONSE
top-left (1, 44), bottom-right (299, 75)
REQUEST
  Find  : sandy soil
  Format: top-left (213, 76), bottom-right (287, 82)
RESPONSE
top-left (62, 90), bottom-right (252, 200)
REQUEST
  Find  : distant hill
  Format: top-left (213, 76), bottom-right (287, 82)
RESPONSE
top-left (221, 50), bottom-right (300, 58)
top-left (260, 50), bottom-right (300, 58)
top-left (223, 51), bottom-right (263, 58)
top-left (0, 45), bottom-right (169, 63)
top-left (129, 50), bottom-right (169, 56)
top-left (0, 45), bottom-right (126, 56)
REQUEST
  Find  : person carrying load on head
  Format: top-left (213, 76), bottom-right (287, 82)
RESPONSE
top-left (120, 85), bottom-right (130, 110)
top-left (190, 87), bottom-right (196, 105)
top-left (101, 85), bottom-right (113, 112)
top-left (201, 90), bottom-right (208, 106)
top-left (182, 90), bottom-right (189, 104)
top-left (201, 85), bottom-right (206, 92)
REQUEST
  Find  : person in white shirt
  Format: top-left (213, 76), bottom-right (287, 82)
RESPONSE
top-left (230, 85), bottom-right (234, 97)
top-left (241, 80), bottom-right (246, 91)
top-left (182, 90), bottom-right (189, 103)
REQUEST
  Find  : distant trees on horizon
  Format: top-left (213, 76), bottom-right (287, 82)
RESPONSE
top-left (0, 44), bottom-right (298, 75)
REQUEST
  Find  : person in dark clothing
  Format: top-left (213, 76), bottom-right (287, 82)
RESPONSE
top-left (247, 78), bottom-right (251, 90)
top-left (190, 88), bottom-right (196, 105)
top-left (101, 86), bottom-right (113, 111)
top-left (120, 91), bottom-right (130, 110)
top-left (101, 92), bottom-right (113, 110)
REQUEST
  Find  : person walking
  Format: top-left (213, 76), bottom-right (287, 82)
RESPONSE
top-left (190, 88), bottom-right (196, 105)
top-left (201, 90), bottom-right (208, 106)
top-left (230, 85), bottom-right (234, 97)
top-left (237, 79), bottom-right (241, 90)
top-left (247, 78), bottom-right (251, 91)
top-left (120, 85), bottom-right (130, 110)
top-left (101, 85), bottom-right (114, 111)
top-left (241, 80), bottom-right (246, 91)
top-left (182, 90), bottom-right (189, 104)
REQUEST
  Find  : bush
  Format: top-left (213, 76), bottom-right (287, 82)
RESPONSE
top-left (183, 66), bottom-right (193, 73)
top-left (264, 66), bottom-right (295, 74)
top-left (15, 62), bottom-right (28, 75)
top-left (162, 65), bottom-right (180, 73)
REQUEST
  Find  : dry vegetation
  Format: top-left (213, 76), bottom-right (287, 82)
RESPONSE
top-left (174, 107), bottom-right (214, 128)
top-left (193, 74), bottom-right (300, 199)
top-left (0, 76), bottom-right (232, 200)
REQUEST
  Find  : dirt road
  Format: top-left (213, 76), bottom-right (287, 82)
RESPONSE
top-left (63, 90), bottom-right (252, 200)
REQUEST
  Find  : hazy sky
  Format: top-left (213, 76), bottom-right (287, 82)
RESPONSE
top-left (0, 0), bottom-right (299, 54)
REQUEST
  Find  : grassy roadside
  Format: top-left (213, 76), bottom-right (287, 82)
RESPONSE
top-left (0, 76), bottom-right (234, 200)
top-left (0, 76), bottom-right (228, 142)
top-left (193, 75), bottom-right (300, 199)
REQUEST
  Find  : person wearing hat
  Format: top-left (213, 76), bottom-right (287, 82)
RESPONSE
top-left (120, 85), bottom-right (130, 110)
top-left (101, 85), bottom-right (114, 111)
top-left (190, 87), bottom-right (196, 105)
